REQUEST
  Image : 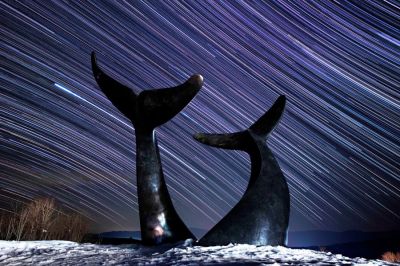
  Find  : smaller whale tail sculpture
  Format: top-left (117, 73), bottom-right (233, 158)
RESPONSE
top-left (91, 52), bottom-right (202, 245)
top-left (194, 96), bottom-right (286, 151)
top-left (194, 95), bottom-right (290, 246)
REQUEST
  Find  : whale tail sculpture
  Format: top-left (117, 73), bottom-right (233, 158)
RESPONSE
top-left (91, 52), bottom-right (202, 245)
top-left (91, 52), bottom-right (203, 129)
top-left (194, 96), bottom-right (290, 246)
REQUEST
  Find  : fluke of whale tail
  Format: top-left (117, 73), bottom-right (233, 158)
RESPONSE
top-left (91, 52), bottom-right (202, 245)
top-left (194, 96), bottom-right (290, 246)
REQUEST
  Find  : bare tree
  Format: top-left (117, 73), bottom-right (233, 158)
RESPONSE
top-left (0, 197), bottom-right (89, 242)
top-left (15, 208), bottom-right (29, 241)
top-left (5, 214), bottom-right (15, 240)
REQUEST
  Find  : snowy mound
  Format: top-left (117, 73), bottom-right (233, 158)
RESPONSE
top-left (0, 240), bottom-right (395, 265)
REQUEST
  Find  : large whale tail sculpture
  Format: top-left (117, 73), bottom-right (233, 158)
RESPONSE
top-left (194, 95), bottom-right (290, 246)
top-left (91, 52), bottom-right (202, 245)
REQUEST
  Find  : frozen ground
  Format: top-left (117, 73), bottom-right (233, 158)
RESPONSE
top-left (0, 239), bottom-right (396, 265)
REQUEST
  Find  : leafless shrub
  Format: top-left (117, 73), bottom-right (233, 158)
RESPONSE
top-left (0, 198), bottom-right (89, 242)
top-left (382, 251), bottom-right (400, 263)
top-left (319, 246), bottom-right (327, 252)
top-left (64, 213), bottom-right (89, 242)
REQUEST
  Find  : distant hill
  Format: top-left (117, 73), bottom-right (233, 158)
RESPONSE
top-left (96, 229), bottom-right (400, 247)
top-left (97, 227), bottom-right (208, 241)
top-left (91, 229), bottom-right (400, 259)
top-left (290, 230), bottom-right (400, 260)
top-left (99, 231), bottom-right (141, 240)
top-left (288, 230), bottom-right (400, 247)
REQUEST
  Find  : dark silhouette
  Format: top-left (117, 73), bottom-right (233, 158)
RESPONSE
top-left (91, 52), bottom-right (202, 245)
top-left (194, 96), bottom-right (290, 246)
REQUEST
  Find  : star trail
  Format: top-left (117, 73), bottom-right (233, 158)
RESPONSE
top-left (0, 1), bottom-right (399, 235)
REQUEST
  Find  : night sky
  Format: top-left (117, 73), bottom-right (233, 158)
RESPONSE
top-left (1, 1), bottom-right (399, 235)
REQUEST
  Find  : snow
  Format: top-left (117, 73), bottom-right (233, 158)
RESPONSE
top-left (0, 239), bottom-right (396, 265)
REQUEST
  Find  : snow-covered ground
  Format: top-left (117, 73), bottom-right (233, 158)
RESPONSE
top-left (0, 239), bottom-right (396, 265)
